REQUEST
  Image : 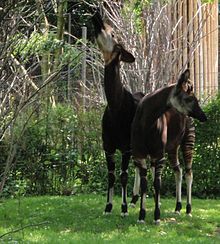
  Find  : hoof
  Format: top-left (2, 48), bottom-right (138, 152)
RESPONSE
top-left (186, 213), bottom-right (192, 218)
top-left (154, 219), bottom-right (160, 225)
top-left (103, 211), bottom-right (112, 215)
top-left (130, 195), bottom-right (139, 205)
top-left (104, 203), bottom-right (113, 214)
top-left (121, 212), bottom-right (129, 217)
top-left (137, 219), bottom-right (145, 224)
top-left (129, 203), bottom-right (136, 208)
top-left (174, 211), bottom-right (181, 215)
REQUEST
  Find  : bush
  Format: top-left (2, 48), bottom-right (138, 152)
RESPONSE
top-left (1, 93), bottom-right (220, 198)
top-left (193, 94), bottom-right (220, 197)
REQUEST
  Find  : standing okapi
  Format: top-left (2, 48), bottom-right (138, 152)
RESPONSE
top-left (130, 87), bottom-right (197, 216)
top-left (131, 69), bottom-right (207, 224)
top-left (92, 11), bottom-right (144, 216)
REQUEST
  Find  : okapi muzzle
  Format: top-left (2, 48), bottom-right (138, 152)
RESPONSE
top-left (188, 99), bottom-right (207, 122)
top-left (92, 11), bottom-right (105, 37)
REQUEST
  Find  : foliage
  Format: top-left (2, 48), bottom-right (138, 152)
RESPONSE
top-left (202, 0), bottom-right (215, 3)
top-left (0, 93), bottom-right (220, 198)
top-left (193, 94), bottom-right (220, 197)
top-left (122, 0), bottom-right (150, 34)
top-left (0, 195), bottom-right (220, 243)
top-left (0, 104), bottom-right (106, 197)
top-left (12, 31), bottom-right (81, 67)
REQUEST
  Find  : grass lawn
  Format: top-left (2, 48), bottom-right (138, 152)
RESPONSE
top-left (0, 194), bottom-right (220, 243)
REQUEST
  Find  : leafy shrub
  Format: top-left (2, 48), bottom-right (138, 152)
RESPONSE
top-left (193, 94), bottom-right (220, 197)
top-left (1, 93), bottom-right (220, 198)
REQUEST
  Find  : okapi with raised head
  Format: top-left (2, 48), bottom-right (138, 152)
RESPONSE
top-left (131, 69), bottom-right (207, 224)
top-left (92, 11), bottom-right (144, 216)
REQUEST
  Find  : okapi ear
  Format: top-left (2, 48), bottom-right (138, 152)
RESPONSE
top-left (176, 69), bottom-right (190, 92)
top-left (186, 79), bottom-right (194, 94)
top-left (120, 46), bottom-right (135, 63)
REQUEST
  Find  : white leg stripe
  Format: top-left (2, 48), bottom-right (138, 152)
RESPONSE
top-left (151, 167), bottom-right (155, 182)
top-left (109, 188), bottom-right (113, 204)
top-left (175, 168), bottom-right (182, 203)
top-left (141, 193), bottom-right (146, 210)
top-left (133, 167), bottom-right (140, 196)
top-left (186, 173), bottom-right (193, 205)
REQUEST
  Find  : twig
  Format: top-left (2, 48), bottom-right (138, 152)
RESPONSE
top-left (0, 221), bottom-right (50, 239)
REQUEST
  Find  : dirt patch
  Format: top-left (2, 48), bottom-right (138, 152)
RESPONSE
top-left (215, 227), bottom-right (220, 236)
top-left (163, 217), bottom-right (177, 224)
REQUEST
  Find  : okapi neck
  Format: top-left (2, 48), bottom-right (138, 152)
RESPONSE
top-left (104, 61), bottom-right (123, 110)
top-left (141, 85), bottom-right (174, 128)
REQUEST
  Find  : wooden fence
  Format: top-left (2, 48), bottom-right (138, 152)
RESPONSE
top-left (170, 0), bottom-right (218, 99)
top-left (75, 0), bottom-right (219, 108)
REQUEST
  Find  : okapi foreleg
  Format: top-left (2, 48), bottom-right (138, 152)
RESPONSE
top-left (120, 152), bottom-right (130, 216)
top-left (185, 168), bottom-right (193, 216)
top-left (154, 157), bottom-right (165, 224)
top-left (130, 165), bottom-right (140, 207)
top-left (168, 149), bottom-right (182, 214)
top-left (174, 165), bottom-right (182, 213)
top-left (104, 152), bottom-right (116, 214)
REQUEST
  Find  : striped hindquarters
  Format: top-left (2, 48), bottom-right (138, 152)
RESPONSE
top-left (181, 117), bottom-right (195, 167)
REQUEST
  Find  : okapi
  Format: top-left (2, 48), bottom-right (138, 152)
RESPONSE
top-left (131, 69), bottom-right (207, 224)
top-left (92, 11), bottom-right (144, 216)
top-left (130, 93), bottom-right (197, 216)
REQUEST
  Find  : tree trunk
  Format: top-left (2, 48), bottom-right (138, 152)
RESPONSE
top-left (53, 0), bottom-right (66, 72)
top-left (35, 0), bottom-right (50, 81)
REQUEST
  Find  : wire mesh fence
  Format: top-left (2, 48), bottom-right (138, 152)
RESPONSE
top-left (0, 82), bottom-right (219, 198)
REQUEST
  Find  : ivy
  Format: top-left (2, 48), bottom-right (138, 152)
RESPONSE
top-left (11, 31), bottom-right (81, 66)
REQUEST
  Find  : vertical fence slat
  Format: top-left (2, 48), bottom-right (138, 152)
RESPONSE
top-left (82, 26), bottom-right (87, 110)
top-left (214, 0), bottom-right (219, 92)
top-left (194, 1), bottom-right (200, 97)
top-left (173, 0), bottom-right (178, 78)
top-left (206, 6), bottom-right (211, 96)
top-left (209, 3), bottom-right (214, 95)
top-left (212, 0), bottom-right (218, 94)
top-left (188, 0), bottom-right (195, 87)
top-left (198, 1), bottom-right (204, 97)
top-left (183, 0), bottom-right (188, 69)
top-left (177, 0), bottom-right (183, 73)
top-left (202, 6), bottom-right (208, 96)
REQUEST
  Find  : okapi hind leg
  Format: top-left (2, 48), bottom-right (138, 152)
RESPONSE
top-left (134, 159), bottom-right (147, 223)
top-left (153, 157), bottom-right (165, 225)
top-left (151, 160), bottom-right (162, 208)
top-left (185, 168), bottom-right (193, 217)
top-left (120, 152), bottom-right (130, 217)
top-left (182, 118), bottom-right (195, 217)
top-left (104, 152), bottom-right (116, 214)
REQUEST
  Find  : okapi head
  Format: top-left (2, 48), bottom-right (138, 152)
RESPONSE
top-left (169, 69), bottom-right (207, 122)
top-left (92, 11), bottom-right (135, 65)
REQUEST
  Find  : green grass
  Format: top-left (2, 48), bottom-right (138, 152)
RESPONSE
top-left (0, 194), bottom-right (220, 243)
